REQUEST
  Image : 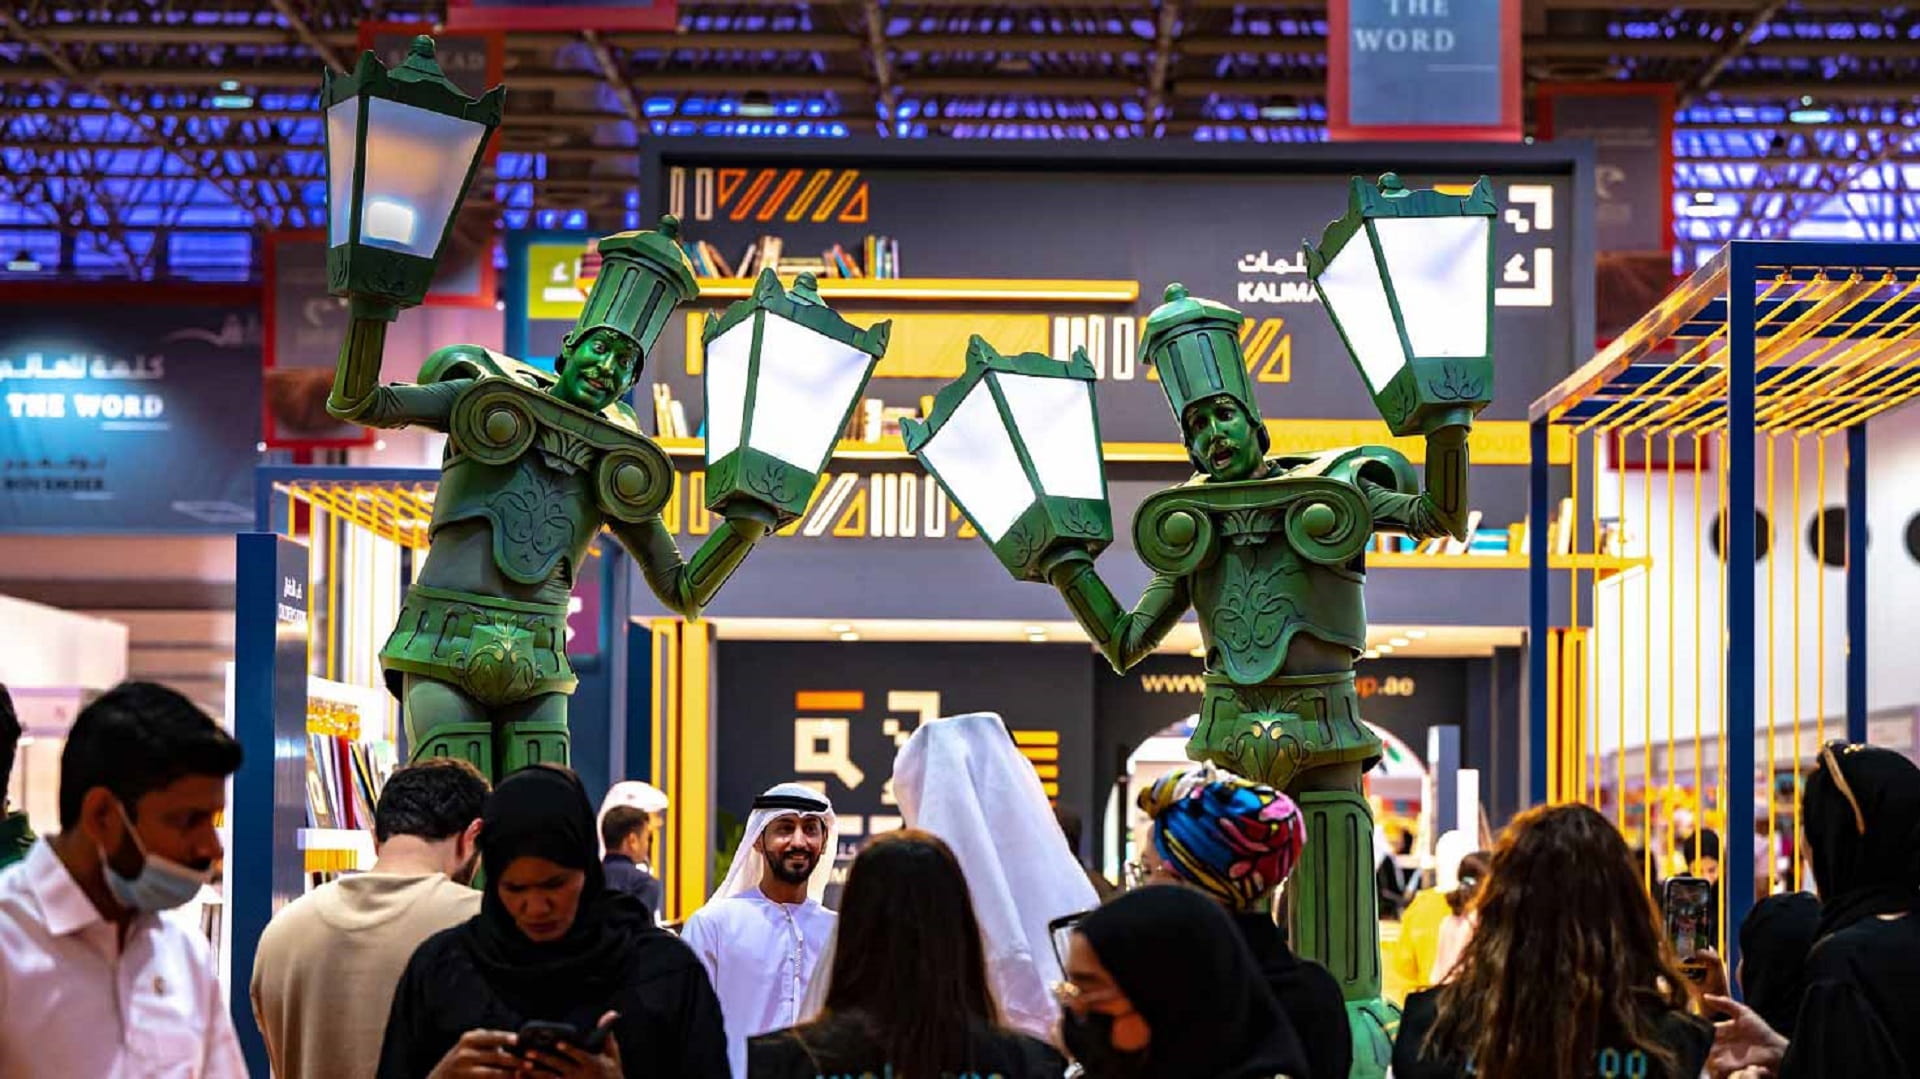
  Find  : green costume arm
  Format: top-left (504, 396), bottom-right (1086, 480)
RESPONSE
top-left (325, 313), bottom-right (463, 432)
top-left (609, 506), bottom-right (775, 620)
top-left (1043, 549), bottom-right (1191, 674)
top-left (1362, 423), bottom-right (1471, 541)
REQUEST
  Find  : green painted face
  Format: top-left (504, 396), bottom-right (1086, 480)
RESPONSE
top-left (1183, 396), bottom-right (1264, 482)
top-left (553, 328), bottom-right (641, 412)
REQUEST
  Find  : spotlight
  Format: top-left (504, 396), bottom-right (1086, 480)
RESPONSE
top-left (1257, 99), bottom-right (1304, 121)
top-left (1390, 637), bottom-right (1410, 647)
top-left (5, 250), bottom-right (39, 272)
top-left (1406, 629), bottom-right (1428, 639)
top-left (737, 90), bottom-right (776, 118)
top-left (829, 623), bottom-right (853, 634)
top-left (838, 631), bottom-right (861, 642)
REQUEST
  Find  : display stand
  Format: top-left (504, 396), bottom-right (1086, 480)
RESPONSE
top-left (1527, 239), bottom-right (1920, 978)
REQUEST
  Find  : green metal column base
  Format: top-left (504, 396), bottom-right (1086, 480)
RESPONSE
top-left (1345, 995), bottom-right (1398, 1079)
top-left (411, 721), bottom-right (495, 777)
top-left (1288, 784), bottom-right (1393, 1079)
top-left (499, 718), bottom-right (569, 773)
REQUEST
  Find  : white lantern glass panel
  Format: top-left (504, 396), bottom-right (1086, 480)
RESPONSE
top-left (744, 312), bottom-right (876, 469)
top-left (703, 316), bottom-right (755, 462)
top-left (325, 98), bottom-right (361, 248)
top-left (918, 382), bottom-right (1035, 542)
top-left (355, 97), bottom-right (487, 258)
top-left (1316, 234), bottom-right (1406, 394)
top-left (1373, 216), bottom-right (1490, 358)
top-left (995, 372), bottom-right (1103, 500)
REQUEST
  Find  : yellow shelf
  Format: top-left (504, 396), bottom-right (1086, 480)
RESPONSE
top-left (655, 437), bottom-right (1193, 462)
top-left (1369, 552), bottom-right (1650, 578)
top-left (691, 277), bottom-right (1140, 303)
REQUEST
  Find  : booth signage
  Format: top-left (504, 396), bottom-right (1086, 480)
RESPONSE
top-left (0, 295), bottom-right (261, 532)
top-left (1537, 85), bottom-right (1674, 256)
top-left (1328, 0), bottom-right (1522, 141)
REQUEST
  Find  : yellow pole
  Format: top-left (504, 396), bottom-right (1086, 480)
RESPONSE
top-left (1642, 430), bottom-right (1655, 876)
top-left (1693, 432), bottom-right (1705, 862)
top-left (1570, 432), bottom-right (1584, 804)
top-left (1765, 432), bottom-right (1779, 900)
top-left (1791, 431), bottom-right (1805, 893)
top-left (1666, 430), bottom-right (1678, 878)
top-left (1812, 432), bottom-right (1827, 892)
top-left (1617, 428), bottom-right (1628, 830)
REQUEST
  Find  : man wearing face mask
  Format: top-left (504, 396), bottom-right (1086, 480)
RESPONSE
top-left (0, 681), bottom-right (245, 1077)
top-left (679, 783), bottom-right (838, 1078)
top-left (250, 757), bottom-right (491, 1079)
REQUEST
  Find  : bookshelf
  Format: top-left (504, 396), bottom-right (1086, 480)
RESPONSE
top-left (1368, 552), bottom-right (1651, 580)
top-left (301, 676), bottom-right (397, 876)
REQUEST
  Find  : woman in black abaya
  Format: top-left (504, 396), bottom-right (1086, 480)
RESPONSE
top-left (1710, 744), bottom-right (1920, 1079)
top-left (377, 765), bottom-right (728, 1079)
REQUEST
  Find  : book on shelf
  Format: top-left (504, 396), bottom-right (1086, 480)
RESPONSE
top-left (1552, 497), bottom-right (1576, 556)
top-left (304, 732), bottom-right (398, 834)
top-left (1442, 510), bottom-right (1483, 556)
top-left (704, 235), bottom-right (899, 280)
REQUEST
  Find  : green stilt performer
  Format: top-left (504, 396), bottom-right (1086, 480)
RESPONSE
top-left (910, 173), bottom-right (1497, 1076)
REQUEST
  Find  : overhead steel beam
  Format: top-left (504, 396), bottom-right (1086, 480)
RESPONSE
top-left (892, 33), bottom-right (1150, 53)
top-left (860, 0), bottom-right (899, 136)
top-left (265, 0), bottom-right (348, 75)
top-left (0, 12), bottom-right (276, 228)
top-left (1680, 0), bottom-right (1788, 107)
top-left (1145, 0), bottom-right (1181, 127)
top-left (583, 30), bottom-right (646, 125)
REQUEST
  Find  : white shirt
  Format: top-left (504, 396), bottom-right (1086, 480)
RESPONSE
top-left (0, 840), bottom-right (246, 1079)
top-left (680, 892), bottom-right (836, 1079)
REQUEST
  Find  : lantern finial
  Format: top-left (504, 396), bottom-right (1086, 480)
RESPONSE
top-left (1164, 282), bottom-right (1189, 303)
top-left (791, 273), bottom-right (823, 305)
top-left (657, 214), bottom-right (681, 240)
top-left (409, 35), bottom-right (435, 59)
top-left (1378, 172), bottom-right (1407, 197)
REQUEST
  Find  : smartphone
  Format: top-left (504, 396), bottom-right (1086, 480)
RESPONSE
top-left (1663, 875), bottom-right (1715, 980)
top-left (515, 1021), bottom-right (577, 1056)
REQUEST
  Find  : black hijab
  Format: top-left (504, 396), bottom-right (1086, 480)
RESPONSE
top-left (461, 765), bottom-right (663, 1018)
top-left (1804, 745), bottom-right (1920, 942)
top-left (1738, 892), bottom-right (1821, 1036)
top-left (1078, 886), bottom-right (1308, 1079)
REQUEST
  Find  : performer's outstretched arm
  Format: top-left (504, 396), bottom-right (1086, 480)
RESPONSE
top-left (1042, 549), bottom-right (1191, 674)
top-left (608, 506), bottom-right (775, 620)
top-left (1363, 422), bottom-right (1471, 541)
top-left (325, 313), bottom-right (463, 431)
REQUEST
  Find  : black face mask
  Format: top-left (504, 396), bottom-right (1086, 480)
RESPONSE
top-left (1061, 1008), bottom-right (1150, 1079)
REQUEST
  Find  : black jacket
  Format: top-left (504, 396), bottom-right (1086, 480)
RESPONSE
top-left (603, 854), bottom-right (664, 921)
top-left (748, 1017), bottom-right (1065, 1079)
top-left (1232, 912), bottom-right (1350, 1079)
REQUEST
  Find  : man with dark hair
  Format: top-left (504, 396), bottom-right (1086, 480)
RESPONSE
top-left (0, 683), bottom-right (31, 871)
top-left (0, 681), bottom-right (246, 1076)
top-left (1054, 804), bottom-right (1117, 900)
top-left (250, 757), bottom-right (489, 1079)
top-left (601, 803), bottom-right (664, 920)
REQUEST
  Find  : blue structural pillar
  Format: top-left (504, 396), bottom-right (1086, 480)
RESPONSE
top-left (1724, 247), bottom-right (1758, 980)
top-left (1846, 424), bottom-right (1869, 744)
top-left (1527, 418), bottom-right (1552, 806)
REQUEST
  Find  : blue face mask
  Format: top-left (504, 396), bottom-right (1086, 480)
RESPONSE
top-left (103, 801), bottom-right (210, 913)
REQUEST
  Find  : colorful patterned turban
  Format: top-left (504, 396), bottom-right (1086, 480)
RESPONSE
top-left (1139, 765), bottom-right (1307, 910)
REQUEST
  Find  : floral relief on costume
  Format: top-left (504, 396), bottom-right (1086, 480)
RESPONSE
top-left (459, 616), bottom-right (541, 706)
top-left (1212, 552), bottom-right (1303, 659)
top-left (495, 469), bottom-right (579, 578)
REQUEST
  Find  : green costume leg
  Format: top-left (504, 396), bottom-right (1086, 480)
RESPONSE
top-left (403, 674), bottom-right (496, 778)
top-left (1289, 762), bottom-right (1397, 1079)
top-left (497, 692), bottom-right (569, 774)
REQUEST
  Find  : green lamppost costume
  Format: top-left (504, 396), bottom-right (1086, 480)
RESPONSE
top-left (327, 221), bottom-right (794, 779)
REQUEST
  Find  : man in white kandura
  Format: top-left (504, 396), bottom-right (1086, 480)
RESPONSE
top-left (679, 782), bottom-right (838, 1079)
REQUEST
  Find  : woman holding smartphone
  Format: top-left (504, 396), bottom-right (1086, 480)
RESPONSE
top-left (377, 765), bottom-right (729, 1079)
top-left (1392, 804), bottom-right (1710, 1079)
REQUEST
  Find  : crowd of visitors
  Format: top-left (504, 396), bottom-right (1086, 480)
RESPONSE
top-left (1, 683), bottom-right (1916, 1079)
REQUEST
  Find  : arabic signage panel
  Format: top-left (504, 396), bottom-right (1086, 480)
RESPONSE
top-left (445, 0), bottom-right (675, 31)
top-left (0, 286), bottom-right (262, 533)
top-left (1537, 84), bottom-right (1674, 257)
top-left (1328, 0), bottom-right (1522, 141)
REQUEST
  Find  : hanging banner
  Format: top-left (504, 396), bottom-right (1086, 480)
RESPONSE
top-left (445, 0), bottom-right (676, 31)
top-left (0, 286), bottom-right (261, 532)
top-left (1328, 0), bottom-right (1522, 142)
top-left (1537, 84), bottom-right (1674, 257)
top-left (264, 232), bottom-right (371, 449)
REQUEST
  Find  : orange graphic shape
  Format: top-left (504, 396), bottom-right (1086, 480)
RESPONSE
top-left (837, 183), bottom-right (870, 223)
top-left (716, 168), bottom-right (747, 207)
top-left (756, 169), bottom-right (806, 222)
top-left (784, 169), bottom-right (835, 222)
top-left (811, 170), bottom-right (860, 223)
top-left (729, 169), bottom-right (777, 221)
top-left (796, 690), bottom-right (865, 711)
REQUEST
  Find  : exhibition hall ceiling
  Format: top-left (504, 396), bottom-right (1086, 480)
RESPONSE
top-left (1, 0), bottom-right (1914, 273)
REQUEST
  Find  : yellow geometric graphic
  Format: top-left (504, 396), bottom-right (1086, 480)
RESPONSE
top-left (778, 474), bottom-right (832, 537)
top-left (755, 169), bottom-right (807, 222)
top-left (833, 487), bottom-right (869, 537)
top-left (811, 170), bottom-right (861, 223)
top-left (1146, 316), bottom-right (1291, 383)
top-left (949, 500), bottom-right (977, 539)
top-left (838, 183), bottom-right (870, 223)
top-left (783, 169), bottom-right (836, 222)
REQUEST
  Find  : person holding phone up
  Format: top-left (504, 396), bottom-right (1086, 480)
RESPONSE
top-left (377, 765), bottom-right (729, 1079)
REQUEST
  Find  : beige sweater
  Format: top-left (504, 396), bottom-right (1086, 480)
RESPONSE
top-left (250, 873), bottom-right (481, 1079)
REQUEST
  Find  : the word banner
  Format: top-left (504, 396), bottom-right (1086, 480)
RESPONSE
top-left (1537, 84), bottom-right (1674, 257)
top-left (0, 290), bottom-right (261, 532)
top-left (264, 233), bottom-right (369, 449)
top-left (1329, 0), bottom-right (1522, 141)
top-left (446, 0), bottom-right (675, 31)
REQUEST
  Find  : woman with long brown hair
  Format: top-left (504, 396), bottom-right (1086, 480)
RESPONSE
top-left (748, 829), bottom-right (1064, 1078)
top-left (1392, 803), bottom-right (1711, 1079)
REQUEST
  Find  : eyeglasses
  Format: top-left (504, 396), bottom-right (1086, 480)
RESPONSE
top-left (1048, 909), bottom-right (1091, 973)
top-left (1819, 741), bottom-right (1868, 835)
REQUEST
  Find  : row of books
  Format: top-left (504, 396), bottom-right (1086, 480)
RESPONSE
top-left (677, 235), bottom-right (904, 280)
top-left (1369, 504), bottom-right (1632, 558)
top-left (305, 733), bottom-right (398, 832)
